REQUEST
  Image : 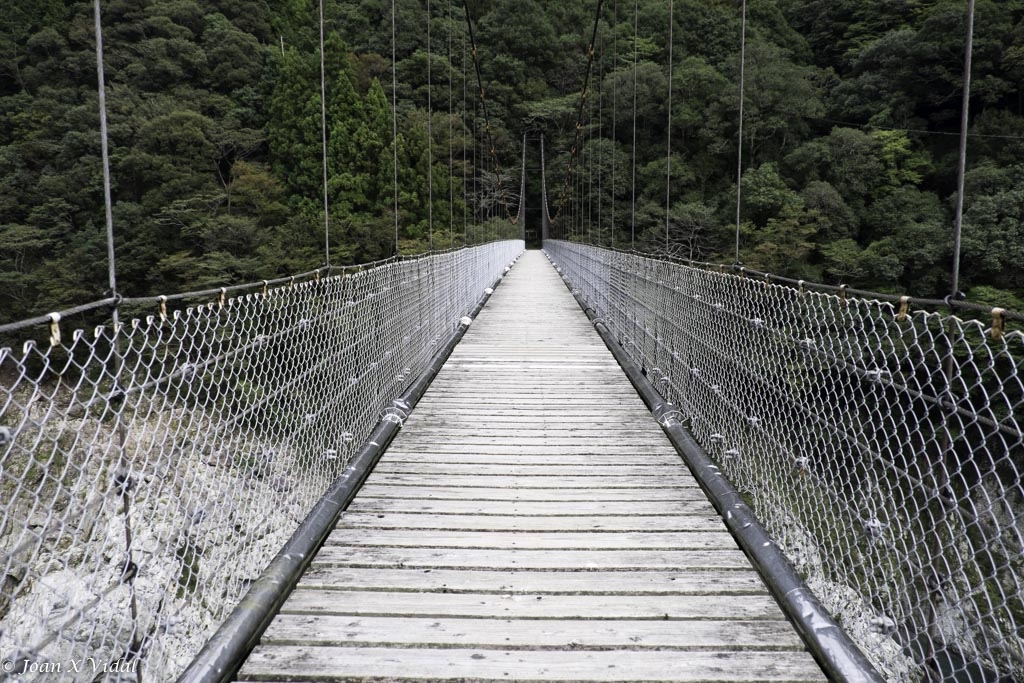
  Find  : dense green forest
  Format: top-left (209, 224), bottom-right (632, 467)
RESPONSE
top-left (1, 0), bottom-right (1023, 325)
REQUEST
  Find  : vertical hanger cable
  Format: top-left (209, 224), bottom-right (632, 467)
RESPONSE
top-left (319, 0), bottom-right (331, 267)
top-left (391, 0), bottom-right (401, 254)
top-left (734, 0), bottom-right (747, 264)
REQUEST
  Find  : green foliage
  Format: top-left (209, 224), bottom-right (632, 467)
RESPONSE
top-left (966, 286), bottom-right (1024, 313)
top-left (871, 130), bottom-right (930, 188)
top-left (741, 163), bottom-right (801, 226)
top-left (744, 204), bottom-right (821, 280)
top-left (0, 0), bottom-right (484, 324)
top-left (962, 176), bottom-right (1024, 293)
top-left (1, 0), bottom-right (1023, 324)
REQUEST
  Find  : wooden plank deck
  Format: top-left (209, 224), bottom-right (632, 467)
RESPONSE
top-left (237, 250), bottom-right (825, 682)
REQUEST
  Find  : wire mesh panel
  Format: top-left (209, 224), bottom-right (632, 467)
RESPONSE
top-left (0, 240), bottom-right (522, 681)
top-left (546, 240), bottom-right (1023, 683)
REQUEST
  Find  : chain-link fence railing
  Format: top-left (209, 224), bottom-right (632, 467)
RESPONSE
top-left (546, 240), bottom-right (1023, 683)
top-left (0, 240), bottom-right (522, 681)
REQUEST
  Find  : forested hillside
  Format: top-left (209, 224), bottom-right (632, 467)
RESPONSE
top-left (2, 0), bottom-right (1023, 325)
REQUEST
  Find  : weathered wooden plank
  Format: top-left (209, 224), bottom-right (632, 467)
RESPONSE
top-left (405, 418), bottom-right (659, 425)
top-left (421, 394), bottom-right (642, 401)
top-left (377, 444), bottom-right (679, 455)
top-left (238, 646), bottom-right (826, 681)
top-left (403, 408), bottom-right (654, 414)
top-left (404, 423), bottom-right (665, 432)
top-left (386, 436), bottom-right (675, 444)
top-left (295, 567), bottom-right (769, 594)
top-left (432, 367), bottom-right (624, 373)
top-left (279, 590), bottom-right (786, 620)
top-left (433, 367), bottom-right (626, 371)
top-left (429, 361), bottom-right (626, 365)
top-left (390, 435), bottom-right (675, 445)
top-left (260, 615), bottom-right (803, 649)
top-left (421, 391), bottom-right (644, 398)
top-left (354, 485), bottom-right (692, 501)
top-left (391, 421), bottom-right (663, 428)
top-left (364, 474), bottom-right (695, 488)
top-left (440, 362), bottom-right (622, 366)
top-left (386, 446), bottom-right (678, 456)
top-left (338, 512), bottom-right (722, 532)
top-left (406, 413), bottom-right (659, 421)
top-left (420, 397), bottom-right (646, 404)
top-left (413, 384), bottom-right (636, 390)
top-left (425, 380), bottom-right (640, 387)
top-left (378, 453), bottom-right (686, 466)
top-left (393, 427), bottom-right (669, 435)
top-left (381, 447), bottom-right (677, 454)
top-left (370, 464), bottom-right (685, 477)
top-left (403, 415), bottom-right (658, 424)
top-left (345, 499), bottom-right (716, 516)
top-left (309, 547), bottom-right (753, 570)
top-left (407, 409), bottom-right (654, 417)
top-left (324, 529), bottom-right (740, 551)
top-left (418, 380), bottom-right (640, 385)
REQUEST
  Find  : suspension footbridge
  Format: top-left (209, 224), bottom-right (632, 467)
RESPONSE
top-left (1, 238), bottom-right (1022, 682)
top-left (233, 250), bottom-right (825, 682)
top-left (2, 1), bottom-right (1023, 682)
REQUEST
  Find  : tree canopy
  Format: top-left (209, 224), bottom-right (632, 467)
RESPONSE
top-left (2, 0), bottom-right (1023, 324)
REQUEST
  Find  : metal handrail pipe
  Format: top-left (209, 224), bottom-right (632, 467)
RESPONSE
top-left (548, 250), bottom-right (885, 683)
top-left (175, 259), bottom-right (516, 683)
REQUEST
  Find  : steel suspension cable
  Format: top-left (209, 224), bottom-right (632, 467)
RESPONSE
top-left (93, 2), bottom-right (141, 669)
top-left (583, 126), bottom-right (588, 243)
top-left (935, 4), bottom-right (977, 665)
top-left (734, 0), bottom-right (747, 264)
top-left (630, 0), bottom-right (638, 249)
top-left (597, 31), bottom-right (604, 248)
top-left (448, 0), bottom-right (454, 248)
top-left (950, 0), bottom-right (976, 297)
top-left (589, 62), bottom-right (595, 245)
top-left (391, 0), bottom-right (400, 254)
top-left (540, 133), bottom-right (552, 240)
top-left (461, 5), bottom-right (468, 244)
top-left (579, 147), bottom-right (584, 240)
top-left (473, 97), bottom-right (478, 227)
top-left (94, 0), bottom-right (117, 307)
top-left (575, 155), bottom-right (580, 240)
top-left (426, 0), bottom-right (434, 250)
top-left (461, 1), bottom-right (514, 222)
top-left (665, 0), bottom-right (674, 251)
top-left (319, 0), bottom-right (331, 267)
top-left (610, 0), bottom-right (618, 248)
top-left (517, 131), bottom-right (528, 230)
top-left (552, 0), bottom-right (607, 228)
